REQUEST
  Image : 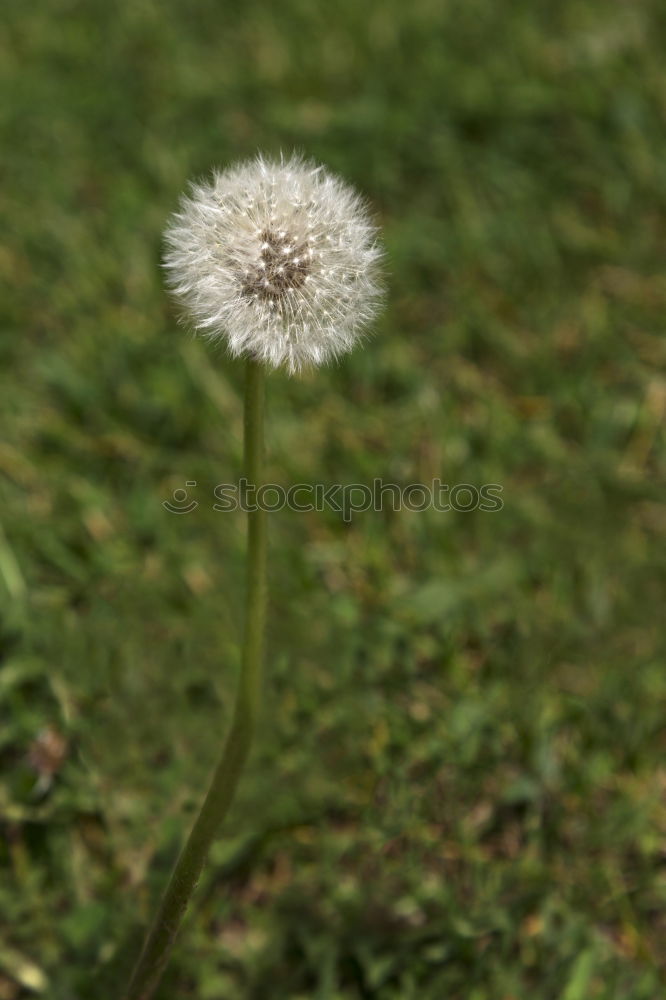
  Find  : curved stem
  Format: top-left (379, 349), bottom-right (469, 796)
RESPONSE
top-left (124, 358), bottom-right (267, 1000)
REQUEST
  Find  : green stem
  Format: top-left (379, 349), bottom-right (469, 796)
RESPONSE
top-left (124, 358), bottom-right (267, 1000)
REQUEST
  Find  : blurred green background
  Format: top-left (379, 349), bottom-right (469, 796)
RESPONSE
top-left (1, 0), bottom-right (665, 997)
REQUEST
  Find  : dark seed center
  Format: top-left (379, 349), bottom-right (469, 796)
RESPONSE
top-left (242, 229), bottom-right (310, 301)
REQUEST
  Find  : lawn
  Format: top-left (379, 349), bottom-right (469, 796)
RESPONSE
top-left (1, 0), bottom-right (665, 997)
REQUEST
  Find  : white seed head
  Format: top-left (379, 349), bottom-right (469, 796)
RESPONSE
top-left (163, 154), bottom-right (384, 373)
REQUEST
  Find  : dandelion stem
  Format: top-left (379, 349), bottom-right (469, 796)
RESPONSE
top-left (124, 358), bottom-right (267, 1000)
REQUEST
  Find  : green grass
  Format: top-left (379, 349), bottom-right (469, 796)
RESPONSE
top-left (1, 0), bottom-right (665, 997)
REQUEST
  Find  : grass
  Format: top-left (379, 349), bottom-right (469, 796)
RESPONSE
top-left (1, 0), bottom-right (665, 997)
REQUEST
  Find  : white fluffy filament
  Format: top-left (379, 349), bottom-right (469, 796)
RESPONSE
top-left (163, 154), bottom-right (384, 373)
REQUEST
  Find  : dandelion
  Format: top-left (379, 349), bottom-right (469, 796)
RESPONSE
top-left (124, 156), bottom-right (384, 1000)
top-left (163, 153), bottom-right (384, 373)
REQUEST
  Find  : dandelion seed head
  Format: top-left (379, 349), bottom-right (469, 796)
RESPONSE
top-left (163, 153), bottom-right (384, 373)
